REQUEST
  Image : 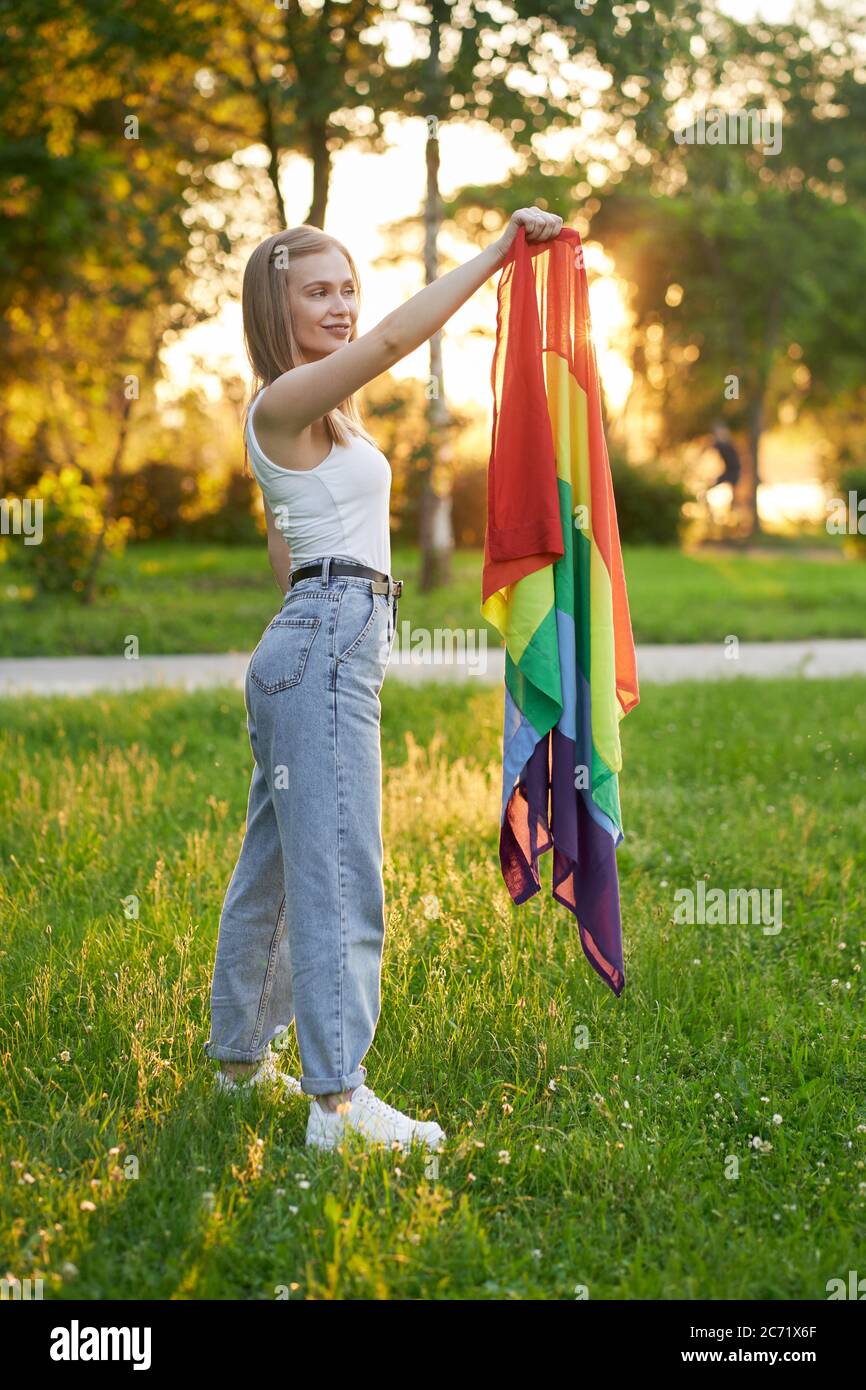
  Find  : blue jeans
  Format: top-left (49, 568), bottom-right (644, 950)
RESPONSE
top-left (203, 554), bottom-right (398, 1095)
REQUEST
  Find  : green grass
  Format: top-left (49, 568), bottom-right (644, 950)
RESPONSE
top-left (1, 675), bottom-right (864, 1299)
top-left (1, 539), bottom-right (865, 656)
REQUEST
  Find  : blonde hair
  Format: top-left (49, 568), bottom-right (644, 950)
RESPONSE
top-left (241, 225), bottom-right (379, 477)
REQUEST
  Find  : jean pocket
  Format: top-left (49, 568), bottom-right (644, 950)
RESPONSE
top-left (335, 586), bottom-right (384, 664)
top-left (249, 616), bottom-right (320, 693)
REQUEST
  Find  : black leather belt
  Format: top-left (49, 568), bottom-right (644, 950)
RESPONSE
top-left (289, 560), bottom-right (403, 599)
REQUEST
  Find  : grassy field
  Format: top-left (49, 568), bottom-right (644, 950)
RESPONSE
top-left (2, 539), bottom-right (866, 657)
top-left (1, 674), bottom-right (864, 1299)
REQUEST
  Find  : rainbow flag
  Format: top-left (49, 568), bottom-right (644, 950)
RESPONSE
top-left (481, 225), bottom-right (639, 995)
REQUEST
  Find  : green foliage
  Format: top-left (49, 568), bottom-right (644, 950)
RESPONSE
top-left (181, 474), bottom-right (263, 546)
top-left (112, 465), bottom-right (262, 546)
top-left (837, 466), bottom-right (866, 500)
top-left (610, 454), bottom-right (687, 546)
top-left (114, 463), bottom-right (198, 541)
top-left (589, 1), bottom-right (866, 535)
top-left (14, 466), bottom-right (130, 599)
top-left (837, 466), bottom-right (866, 560)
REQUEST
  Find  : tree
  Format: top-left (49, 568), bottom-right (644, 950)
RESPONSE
top-left (366, 0), bottom-right (706, 585)
top-left (591, 1), bottom-right (866, 535)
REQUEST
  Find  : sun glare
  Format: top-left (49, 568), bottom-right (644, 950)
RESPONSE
top-left (587, 266), bottom-right (633, 414)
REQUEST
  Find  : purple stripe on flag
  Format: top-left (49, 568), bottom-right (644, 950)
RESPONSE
top-left (498, 727), bottom-right (625, 995)
top-left (550, 727), bottom-right (624, 994)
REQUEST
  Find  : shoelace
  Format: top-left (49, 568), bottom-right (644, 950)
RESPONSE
top-left (356, 1091), bottom-right (439, 1135)
top-left (354, 1091), bottom-right (401, 1124)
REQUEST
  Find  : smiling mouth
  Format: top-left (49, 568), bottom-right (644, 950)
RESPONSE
top-left (323, 325), bottom-right (350, 335)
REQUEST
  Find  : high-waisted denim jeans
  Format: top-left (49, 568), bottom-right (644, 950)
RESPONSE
top-left (203, 553), bottom-right (398, 1095)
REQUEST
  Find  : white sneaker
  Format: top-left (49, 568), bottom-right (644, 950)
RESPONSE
top-left (305, 1084), bottom-right (445, 1153)
top-left (214, 1050), bottom-right (303, 1098)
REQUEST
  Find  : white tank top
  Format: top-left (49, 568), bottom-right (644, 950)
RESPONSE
top-left (246, 388), bottom-right (392, 574)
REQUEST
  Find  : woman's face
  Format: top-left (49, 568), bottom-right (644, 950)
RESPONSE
top-left (287, 247), bottom-right (358, 361)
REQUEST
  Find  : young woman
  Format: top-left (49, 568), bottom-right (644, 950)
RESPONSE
top-left (203, 204), bottom-right (563, 1152)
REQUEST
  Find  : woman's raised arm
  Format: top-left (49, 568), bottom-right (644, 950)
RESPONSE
top-left (257, 207), bottom-right (562, 437)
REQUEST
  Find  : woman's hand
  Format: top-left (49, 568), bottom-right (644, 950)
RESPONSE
top-left (493, 207), bottom-right (564, 261)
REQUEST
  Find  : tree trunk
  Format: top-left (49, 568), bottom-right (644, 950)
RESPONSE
top-left (418, 3), bottom-right (454, 592)
top-left (0, 405), bottom-right (8, 494)
top-left (743, 287), bottom-right (782, 539)
top-left (744, 392), bottom-right (764, 538)
top-left (251, 35), bottom-right (287, 229)
top-left (263, 114), bottom-right (288, 228)
top-left (80, 388), bottom-right (134, 605)
top-left (306, 122), bottom-right (330, 229)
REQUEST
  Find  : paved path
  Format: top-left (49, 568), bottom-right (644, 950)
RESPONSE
top-left (1, 639), bottom-right (866, 696)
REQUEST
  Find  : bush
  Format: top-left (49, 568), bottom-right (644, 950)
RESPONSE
top-left (451, 455), bottom-right (687, 552)
top-left (114, 462), bottom-right (198, 541)
top-left (114, 463), bottom-right (263, 545)
top-left (837, 466), bottom-right (866, 559)
top-left (13, 465), bottom-right (130, 597)
top-left (180, 471), bottom-right (263, 545)
top-left (608, 452), bottom-right (687, 546)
